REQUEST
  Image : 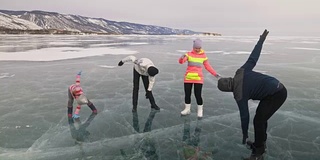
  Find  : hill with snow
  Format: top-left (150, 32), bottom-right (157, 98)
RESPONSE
top-left (0, 10), bottom-right (201, 35)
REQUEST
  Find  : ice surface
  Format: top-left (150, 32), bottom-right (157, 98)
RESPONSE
top-left (0, 35), bottom-right (319, 160)
top-left (0, 73), bottom-right (15, 79)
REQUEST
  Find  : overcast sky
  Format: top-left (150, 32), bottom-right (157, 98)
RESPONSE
top-left (1, 0), bottom-right (320, 36)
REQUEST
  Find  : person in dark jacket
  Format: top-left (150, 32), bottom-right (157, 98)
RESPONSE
top-left (217, 29), bottom-right (287, 160)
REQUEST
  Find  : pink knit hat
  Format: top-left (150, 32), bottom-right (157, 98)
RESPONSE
top-left (193, 39), bottom-right (202, 48)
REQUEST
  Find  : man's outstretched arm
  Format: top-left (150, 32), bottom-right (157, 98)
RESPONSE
top-left (118, 56), bottom-right (137, 66)
top-left (240, 29), bottom-right (269, 70)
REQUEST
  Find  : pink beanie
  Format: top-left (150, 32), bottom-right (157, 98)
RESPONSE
top-left (193, 39), bottom-right (202, 48)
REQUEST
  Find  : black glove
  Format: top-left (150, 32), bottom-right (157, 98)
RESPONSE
top-left (242, 134), bottom-right (248, 144)
top-left (145, 91), bottom-right (151, 99)
top-left (118, 61), bottom-right (124, 66)
top-left (259, 29), bottom-right (269, 42)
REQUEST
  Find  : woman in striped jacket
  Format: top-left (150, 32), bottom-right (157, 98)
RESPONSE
top-left (179, 39), bottom-right (220, 118)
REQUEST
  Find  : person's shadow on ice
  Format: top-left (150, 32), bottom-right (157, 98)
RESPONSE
top-left (180, 117), bottom-right (213, 160)
top-left (68, 113), bottom-right (97, 144)
top-left (131, 110), bottom-right (160, 160)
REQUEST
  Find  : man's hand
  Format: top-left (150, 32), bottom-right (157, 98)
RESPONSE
top-left (215, 73), bottom-right (221, 79)
top-left (259, 29), bottom-right (269, 42)
top-left (146, 91), bottom-right (152, 99)
top-left (118, 61), bottom-right (124, 66)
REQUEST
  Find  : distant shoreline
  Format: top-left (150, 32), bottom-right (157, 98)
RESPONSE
top-left (0, 28), bottom-right (222, 36)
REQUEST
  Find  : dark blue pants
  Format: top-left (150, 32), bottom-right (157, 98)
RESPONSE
top-left (254, 85), bottom-right (287, 147)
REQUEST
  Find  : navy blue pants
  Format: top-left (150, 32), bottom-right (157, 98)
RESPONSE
top-left (254, 85), bottom-right (287, 147)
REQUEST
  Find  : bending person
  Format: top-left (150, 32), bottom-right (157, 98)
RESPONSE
top-left (67, 71), bottom-right (97, 118)
top-left (118, 56), bottom-right (160, 112)
top-left (217, 30), bottom-right (287, 159)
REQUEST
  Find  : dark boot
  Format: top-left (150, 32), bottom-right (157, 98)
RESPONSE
top-left (151, 104), bottom-right (160, 110)
top-left (243, 141), bottom-right (266, 160)
top-left (252, 144), bottom-right (265, 155)
top-left (243, 154), bottom-right (264, 160)
top-left (246, 141), bottom-right (267, 150)
top-left (88, 103), bottom-right (97, 114)
top-left (244, 144), bottom-right (265, 160)
top-left (132, 105), bottom-right (137, 112)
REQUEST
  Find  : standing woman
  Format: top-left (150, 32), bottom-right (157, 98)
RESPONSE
top-left (179, 39), bottom-right (220, 118)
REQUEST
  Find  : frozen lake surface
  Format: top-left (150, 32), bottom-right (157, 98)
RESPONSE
top-left (0, 35), bottom-right (320, 160)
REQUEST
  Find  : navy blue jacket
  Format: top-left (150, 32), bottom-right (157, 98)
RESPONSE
top-left (232, 39), bottom-right (283, 137)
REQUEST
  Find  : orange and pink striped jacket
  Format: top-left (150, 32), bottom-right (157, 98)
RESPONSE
top-left (179, 49), bottom-right (218, 84)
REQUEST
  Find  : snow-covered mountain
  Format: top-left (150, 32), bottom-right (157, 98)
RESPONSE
top-left (0, 10), bottom-right (200, 35)
top-left (0, 12), bottom-right (42, 30)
